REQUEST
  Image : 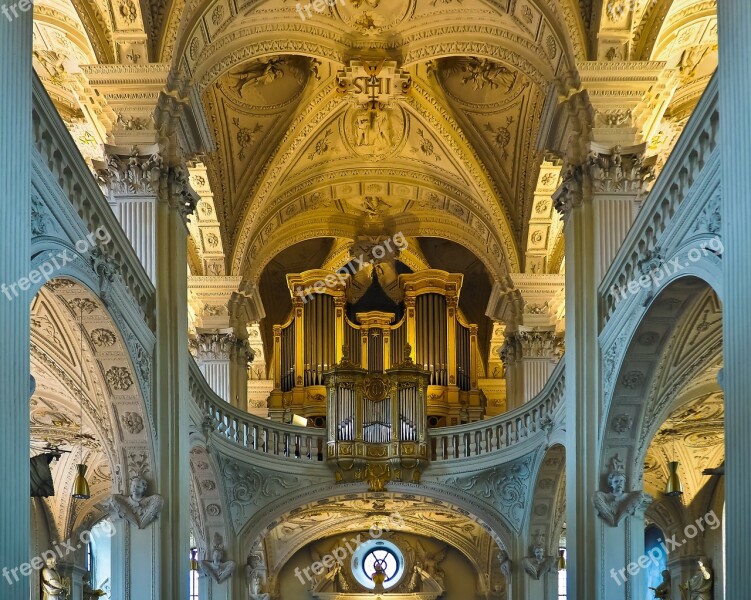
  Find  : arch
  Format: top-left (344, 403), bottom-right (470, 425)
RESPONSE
top-left (244, 212), bottom-right (508, 286)
top-left (234, 483), bottom-right (516, 562)
top-left (600, 275), bottom-right (722, 495)
top-left (30, 274), bottom-right (156, 539)
top-left (188, 441), bottom-right (231, 557)
top-left (526, 444), bottom-right (566, 556)
top-left (226, 82), bottom-right (523, 278)
top-left (170, 0), bottom-right (574, 89)
top-left (249, 492), bottom-right (499, 580)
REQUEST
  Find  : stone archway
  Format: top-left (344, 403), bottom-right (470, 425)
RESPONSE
top-left (601, 276), bottom-right (722, 491)
top-left (236, 489), bottom-right (511, 599)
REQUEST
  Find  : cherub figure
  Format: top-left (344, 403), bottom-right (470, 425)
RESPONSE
top-left (522, 540), bottom-right (555, 580)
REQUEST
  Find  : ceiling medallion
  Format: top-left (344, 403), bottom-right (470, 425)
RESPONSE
top-left (333, 0), bottom-right (415, 35)
top-left (337, 61), bottom-right (410, 161)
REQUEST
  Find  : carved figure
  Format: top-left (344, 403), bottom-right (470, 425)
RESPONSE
top-left (374, 109), bottom-right (391, 148)
top-left (200, 533), bottom-right (237, 584)
top-left (497, 550), bottom-right (512, 578)
top-left (101, 475), bottom-right (163, 529)
top-left (679, 561), bottom-right (712, 600)
top-left (41, 557), bottom-right (65, 600)
top-left (522, 542), bottom-right (555, 579)
top-left (592, 458), bottom-right (652, 527)
top-left (230, 58), bottom-right (286, 96)
top-left (82, 575), bottom-right (106, 599)
top-left (355, 110), bottom-right (370, 146)
top-left (413, 542), bottom-right (447, 586)
top-left (650, 569), bottom-right (671, 599)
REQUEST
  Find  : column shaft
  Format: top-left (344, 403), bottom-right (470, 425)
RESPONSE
top-left (718, 2), bottom-right (751, 597)
top-left (0, 9), bottom-right (32, 599)
top-left (564, 197), bottom-right (600, 600)
top-left (108, 197), bottom-right (156, 281)
top-left (154, 199), bottom-right (190, 599)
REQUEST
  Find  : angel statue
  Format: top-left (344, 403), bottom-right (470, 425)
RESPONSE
top-left (650, 569), bottom-right (671, 599)
top-left (200, 533), bottom-right (237, 584)
top-left (592, 455), bottom-right (652, 527)
top-left (413, 542), bottom-right (447, 586)
top-left (679, 561), bottom-right (712, 600)
top-left (101, 474), bottom-right (163, 529)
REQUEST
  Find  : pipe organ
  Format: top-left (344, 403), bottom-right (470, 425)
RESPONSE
top-left (268, 269), bottom-right (482, 428)
top-left (326, 348), bottom-right (429, 489)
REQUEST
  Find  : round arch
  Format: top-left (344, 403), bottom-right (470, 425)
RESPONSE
top-left (600, 275), bottom-right (722, 494)
top-left (27, 235), bottom-right (156, 535)
top-left (525, 444), bottom-right (566, 557)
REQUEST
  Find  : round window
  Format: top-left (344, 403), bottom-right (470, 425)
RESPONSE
top-left (351, 539), bottom-right (405, 590)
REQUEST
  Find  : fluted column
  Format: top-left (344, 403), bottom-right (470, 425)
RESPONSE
top-left (95, 145), bottom-right (161, 282)
top-left (0, 9), bottom-right (32, 599)
top-left (488, 274), bottom-right (565, 408)
top-left (559, 177), bottom-right (600, 600)
top-left (501, 329), bottom-right (560, 408)
top-left (154, 163), bottom-right (196, 600)
top-left (550, 92), bottom-right (599, 600)
top-left (719, 2), bottom-right (751, 597)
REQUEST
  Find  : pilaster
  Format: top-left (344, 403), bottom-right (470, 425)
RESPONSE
top-left (488, 274), bottom-right (564, 408)
top-left (0, 9), bottom-right (32, 600)
top-left (718, 1), bottom-right (751, 597)
top-left (188, 275), bottom-right (253, 407)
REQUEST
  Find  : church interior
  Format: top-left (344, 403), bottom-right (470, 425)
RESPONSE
top-left (0, 0), bottom-right (747, 599)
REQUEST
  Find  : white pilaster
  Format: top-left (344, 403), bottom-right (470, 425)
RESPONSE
top-left (0, 8), bottom-right (32, 600)
top-left (718, 1), bottom-right (751, 597)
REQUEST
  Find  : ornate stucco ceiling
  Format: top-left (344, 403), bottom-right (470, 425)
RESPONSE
top-left (32, 0), bottom-right (720, 285)
top-left (643, 390), bottom-right (723, 504)
top-left (30, 281), bottom-right (154, 538)
top-left (256, 494), bottom-right (497, 579)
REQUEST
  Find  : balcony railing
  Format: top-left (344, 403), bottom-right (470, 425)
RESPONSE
top-left (600, 74), bottom-right (719, 322)
top-left (191, 356), bottom-right (564, 465)
top-left (429, 359), bottom-right (565, 461)
top-left (189, 359), bottom-right (326, 461)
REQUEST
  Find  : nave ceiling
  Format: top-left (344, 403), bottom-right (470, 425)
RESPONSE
top-left (29, 0), bottom-right (719, 293)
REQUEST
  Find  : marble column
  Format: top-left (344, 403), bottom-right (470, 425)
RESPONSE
top-left (154, 163), bottom-right (196, 600)
top-left (718, 1), bottom-right (751, 597)
top-left (0, 7), bottom-right (32, 600)
top-left (190, 332), bottom-right (243, 404)
top-left (487, 274), bottom-right (564, 409)
top-left (551, 93), bottom-right (600, 600)
top-left (502, 329), bottom-right (560, 408)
